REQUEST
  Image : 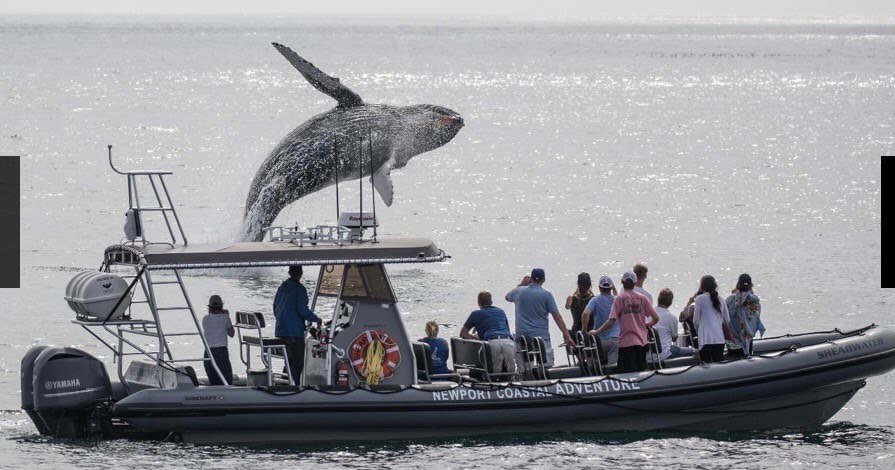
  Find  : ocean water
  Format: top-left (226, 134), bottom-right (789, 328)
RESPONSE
top-left (1, 15), bottom-right (894, 468)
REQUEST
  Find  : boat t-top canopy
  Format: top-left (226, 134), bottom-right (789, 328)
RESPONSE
top-left (104, 238), bottom-right (447, 270)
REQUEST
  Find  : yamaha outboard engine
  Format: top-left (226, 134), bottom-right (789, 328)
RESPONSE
top-left (21, 346), bottom-right (113, 438)
top-left (20, 345), bottom-right (51, 435)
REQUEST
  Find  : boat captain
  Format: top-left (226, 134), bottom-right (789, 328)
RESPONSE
top-left (273, 265), bottom-right (322, 381)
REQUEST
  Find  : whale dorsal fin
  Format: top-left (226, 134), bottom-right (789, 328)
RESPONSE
top-left (272, 42), bottom-right (364, 108)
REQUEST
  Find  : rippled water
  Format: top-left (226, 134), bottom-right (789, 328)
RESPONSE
top-left (3, 412), bottom-right (894, 469)
top-left (1, 15), bottom-right (894, 468)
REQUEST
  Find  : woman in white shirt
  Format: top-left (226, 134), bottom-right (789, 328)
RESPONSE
top-left (693, 275), bottom-right (730, 363)
top-left (201, 295), bottom-right (235, 385)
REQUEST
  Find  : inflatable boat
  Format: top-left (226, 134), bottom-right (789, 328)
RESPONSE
top-left (20, 153), bottom-right (895, 443)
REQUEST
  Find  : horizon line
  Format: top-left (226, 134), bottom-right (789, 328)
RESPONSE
top-left (2, 12), bottom-right (894, 24)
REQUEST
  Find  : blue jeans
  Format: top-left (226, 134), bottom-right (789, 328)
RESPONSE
top-left (667, 344), bottom-right (697, 359)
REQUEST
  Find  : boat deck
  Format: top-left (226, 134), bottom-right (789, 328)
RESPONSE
top-left (104, 237), bottom-right (447, 269)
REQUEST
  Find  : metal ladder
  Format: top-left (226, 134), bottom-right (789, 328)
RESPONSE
top-left (144, 268), bottom-right (225, 385)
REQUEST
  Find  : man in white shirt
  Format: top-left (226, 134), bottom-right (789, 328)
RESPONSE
top-left (633, 263), bottom-right (653, 305)
top-left (650, 288), bottom-right (696, 362)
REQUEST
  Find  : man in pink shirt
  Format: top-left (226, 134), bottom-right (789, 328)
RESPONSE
top-left (592, 271), bottom-right (659, 373)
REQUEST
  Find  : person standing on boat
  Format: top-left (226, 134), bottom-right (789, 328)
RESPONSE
top-left (693, 275), bottom-right (731, 363)
top-left (461, 291), bottom-right (516, 375)
top-left (505, 268), bottom-right (575, 368)
top-left (591, 271), bottom-right (659, 373)
top-left (565, 273), bottom-right (594, 336)
top-left (273, 265), bottom-right (322, 383)
top-left (582, 275), bottom-right (620, 364)
top-left (725, 273), bottom-right (765, 357)
top-left (201, 295), bottom-right (234, 386)
top-left (420, 321), bottom-right (451, 375)
top-left (633, 263), bottom-right (653, 305)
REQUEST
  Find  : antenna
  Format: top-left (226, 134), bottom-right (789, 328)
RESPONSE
top-left (358, 138), bottom-right (363, 237)
top-left (333, 136), bottom-right (340, 223)
top-left (368, 128), bottom-right (378, 242)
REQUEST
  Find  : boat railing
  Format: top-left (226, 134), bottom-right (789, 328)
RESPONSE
top-left (108, 145), bottom-right (188, 248)
top-left (262, 224), bottom-right (353, 246)
top-left (575, 331), bottom-right (605, 376)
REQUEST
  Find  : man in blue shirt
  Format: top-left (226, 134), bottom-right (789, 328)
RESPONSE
top-left (273, 265), bottom-right (321, 383)
top-left (460, 291), bottom-right (516, 375)
top-left (505, 268), bottom-right (575, 369)
top-left (582, 275), bottom-right (620, 364)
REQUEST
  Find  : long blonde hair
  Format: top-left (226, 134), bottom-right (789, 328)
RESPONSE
top-left (425, 320), bottom-right (439, 338)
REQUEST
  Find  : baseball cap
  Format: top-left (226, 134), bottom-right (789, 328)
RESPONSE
top-left (621, 271), bottom-right (637, 284)
top-left (598, 276), bottom-right (612, 289)
top-left (531, 268), bottom-right (546, 281)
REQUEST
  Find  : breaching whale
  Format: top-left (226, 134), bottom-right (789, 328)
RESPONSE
top-left (242, 43), bottom-right (464, 241)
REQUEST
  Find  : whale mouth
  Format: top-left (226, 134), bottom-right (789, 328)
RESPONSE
top-left (422, 104), bottom-right (462, 129)
top-left (439, 112), bottom-right (464, 130)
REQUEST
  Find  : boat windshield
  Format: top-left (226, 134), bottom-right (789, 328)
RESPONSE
top-left (317, 263), bottom-right (396, 304)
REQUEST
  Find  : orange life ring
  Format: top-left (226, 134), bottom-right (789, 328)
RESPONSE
top-left (348, 329), bottom-right (401, 382)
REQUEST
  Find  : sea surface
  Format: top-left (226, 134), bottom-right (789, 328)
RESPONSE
top-left (1, 15), bottom-right (893, 468)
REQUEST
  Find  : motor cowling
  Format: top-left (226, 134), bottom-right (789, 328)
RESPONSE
top-left (24, 346), bottom-right (113, 438)
top-left (20, 345), bottom-right (52, 435)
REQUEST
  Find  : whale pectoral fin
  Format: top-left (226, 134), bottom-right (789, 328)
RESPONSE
top-left (271, 43), bottom-right (364, 108)
top-left (372, 168), bottom-right (394, 207)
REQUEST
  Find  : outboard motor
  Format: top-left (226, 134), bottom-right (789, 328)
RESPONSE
top-left (20, 345), bottom-right (52, 435)
top-left (22, 346), bottom-right (113, 438)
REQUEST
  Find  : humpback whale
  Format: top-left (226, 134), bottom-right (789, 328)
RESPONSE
top-left (242, 43), bottom-right (464, 241)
